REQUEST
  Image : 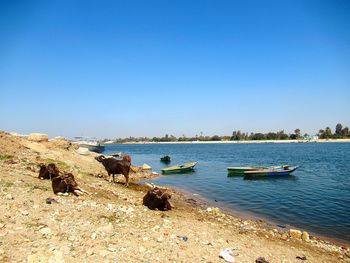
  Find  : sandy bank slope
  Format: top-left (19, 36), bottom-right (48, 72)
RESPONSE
top-left (0, 131), bottom-right (349, 262)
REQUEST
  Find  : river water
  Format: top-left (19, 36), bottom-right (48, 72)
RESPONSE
top-left (103, 142), bottom-right (350, 242)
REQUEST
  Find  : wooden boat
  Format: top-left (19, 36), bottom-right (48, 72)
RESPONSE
top-left (243, 166), bottom-right (298, 178)
top-left (227, 166), bottom-right (266, 175)
top-left (111, 152), bottom-right (122, 157)
top-left (227, 165), bottom-right (289, 175)
top-left (160, 155), bottom-right (171, 163)
top-left (161, 162), bottom-right (197, 174)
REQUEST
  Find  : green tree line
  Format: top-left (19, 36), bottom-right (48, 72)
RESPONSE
top-left (102, 123), bottom-right (350, 143)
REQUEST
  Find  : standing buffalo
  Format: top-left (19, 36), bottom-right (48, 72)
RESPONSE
top-left (95, 155), bottom-right (132, 186)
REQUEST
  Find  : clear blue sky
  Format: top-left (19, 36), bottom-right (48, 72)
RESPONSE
top-left (1, 0), bottom-right (349, 139)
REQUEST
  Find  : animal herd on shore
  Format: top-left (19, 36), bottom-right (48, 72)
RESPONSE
top-left (37, 154), bottom-right (173, 211)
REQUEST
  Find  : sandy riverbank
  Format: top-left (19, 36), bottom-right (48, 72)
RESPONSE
top-left (122, 139), bottom-right (350, 144)
top-left (0, 131), bottom-right (349, 262)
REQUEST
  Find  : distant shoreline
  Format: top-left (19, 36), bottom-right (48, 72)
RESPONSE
top-left (113, 139), bottom-right (350, 144)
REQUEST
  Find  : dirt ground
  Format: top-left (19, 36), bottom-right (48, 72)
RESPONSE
top-left (0, 131), bottom-right (349, 263)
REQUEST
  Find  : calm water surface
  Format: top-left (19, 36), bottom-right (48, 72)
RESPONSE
top-left (104, 143), bottom-right (350, 242)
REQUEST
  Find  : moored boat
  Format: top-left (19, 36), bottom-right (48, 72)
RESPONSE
top-left (160, 155), bottom-right (171, 163)
top-left (161, 162), bottom-right (197, 174)
top-left (72, 136), bottom-right (105, 153)
top-left (227, 165), bottom-right (289, 176)
top-left (243, 166), bottom-right (298, 178)
top-left (227, 166), bottom-right (266, 175)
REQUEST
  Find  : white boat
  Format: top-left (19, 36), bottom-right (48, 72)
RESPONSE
top-left (72, 136), bottom-right (105, 153)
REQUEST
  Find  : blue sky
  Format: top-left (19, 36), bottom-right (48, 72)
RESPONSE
top-left (1, 0), bottom-right (349, 138)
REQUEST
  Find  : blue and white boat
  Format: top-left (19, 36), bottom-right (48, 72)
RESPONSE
top-left (243, 166), bottom-right (298, 178)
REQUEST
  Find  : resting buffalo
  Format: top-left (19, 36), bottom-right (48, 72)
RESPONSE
top-left (38, 164), bottom-right (50, 179)
top-left (95, 155), bottom-right (132, 186)
top-left (46, 163), bottom-right (88, 196)
top-left (143, 187), bottom-right (173, 211)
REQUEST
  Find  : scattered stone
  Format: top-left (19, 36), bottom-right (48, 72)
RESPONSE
top-left (256, 257), bottom-right (269, 263)
top-left (219, 248), bottom-right (236, 263)
top-left (239, 226), bottom-right (255, 234)
top-left (177, 235), bottom-right (188, 242)
top-left (49, 137), bottom-right (71, 150)
top-left (77, 147), bottom-right (90, 155)
top-left (46, 198), bottom-right (58, 204)
top-left (0, 224), bottom-right (5, 229)
top-left (212, 207), bottom-right (221, 215)
top-left (302, 231), bottom-right (310, 242)
top-left (139, 246), bottom-right (146, 253)
top-left (21, 210), bottom-right (29, 216)
top-left (5, 194), bottom-right (14, 200)
top-left (99, 250), bottom-right (109, 257)
top-left (91, 232), bottom-right (97, 240)
top-left (27, 254), bottom-right (40, 263)
top-left (281, 232), bottom-right (289, 241)
top-left (39, 227), bottom-right (51, 237)
top-left (28, 133), bottom-right (48, 142)
top-left (107, 245), bottom-right (118, 252)
top-left (296, 255), bottom-right (307, 260)
top-left (86, 249), bottom-right (94, 256)
top-left (289, 229), bottom-right (302, 239)
top-left (50, 250), bottom-right (65, 262)
top-left (96, 223), bottom-right (114, 234)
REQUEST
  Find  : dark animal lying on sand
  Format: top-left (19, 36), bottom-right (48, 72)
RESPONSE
top-left (38, 164), bottom-right (50, 179)
top-left (143, 187), bottom-right (173, 211)
top-left (42, 163), bottom-right (88, 196)
top-left (95, 155), bottom-right (132, 186)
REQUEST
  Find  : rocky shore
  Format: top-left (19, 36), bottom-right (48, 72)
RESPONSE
top-left (0, 131), bottom-right (349, 262)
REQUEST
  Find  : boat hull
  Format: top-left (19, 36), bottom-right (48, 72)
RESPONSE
top-left (243, 166), bottom-right (298, 178)
top-left (160, 156), bottom-right (171, 163)
top-left (227, 166), bottom-right (266, 176)
top-left (79, 144), bottom-right (105, 153)
top-left (227, 165), bottom-right (289, 176)
top-left (161, 162), bottom-right (197, 174)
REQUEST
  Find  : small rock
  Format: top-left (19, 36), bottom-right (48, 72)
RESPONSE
top-left (107, 246), bottom-right (118, 252)
top-left (27, 254), bottom-right (40, 263)
top-left (256, 257), bottom-right (269, 263)
top-left (87, 249), bottom-right (94, 256)
top-left (212, 207), bottom-right (221, 215)
top-left (296, 255), bottom-right (307, 260)
top-left (46, 198), bottom-right (58, 204)
top-left (0, 223), bottom-right (5, 229)
top-left (28, 133), bottom-right (49, 142)
top-left (96, 223), bottom-right (114, 234)
top-left (157, 237), bottom-right (163, 243)
top-left (21, 210), bottom-right (29, 216)
top-left (50, 250), bottom-right (65, 263)
top-left (281, 232), bottom-right (289, 241)
top-left (5, 194), bottom-right (14, 200)
top-left (302, 231), bottom-right (310, 242)
top-left (289, 229), bottom-right (302, 239)
top-left (99, 250), bottom-right (109, 257)
top-left (91, 232), bottom-right (97, 240)
top-left (40, 227), bottom-right (51, 237)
